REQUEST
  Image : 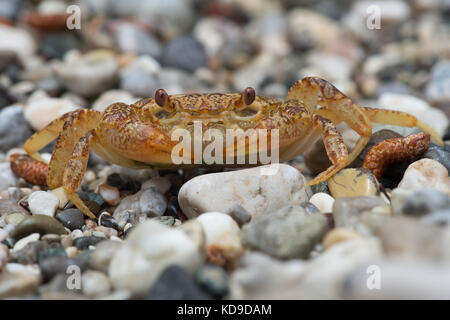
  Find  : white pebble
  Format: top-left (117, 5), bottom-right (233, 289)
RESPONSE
top-left (309, 193), bottom-right (335, 213)
top-left (65, 246), bottom-right (78, 257)
top-left (71, 229), bottom-right (83, 239)
top-left (82, 270), bottom-right (111, 298)
top-left (12, 233), bottom-right (40, 252)
top-left (28, 191), bottom-right (59, 217)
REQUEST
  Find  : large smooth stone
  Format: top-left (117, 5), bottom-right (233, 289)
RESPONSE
top-left (11, 215), bottom-right (68, 240)
top-left (178, 164), bottom-right (312, 218)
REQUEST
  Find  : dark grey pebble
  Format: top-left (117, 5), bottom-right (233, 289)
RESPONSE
top-left (38, 247), bottom-right (67, 264)
top-left (98, 212), bottom-right (119, 230)
top-left (11, 215), bottom-right (68, 240)
top-left (228, 204), bottom-right (251, 226)
top-left (194, 264), bottom-right (229, 299)
top-left (146, 265), bottom-right (213, 300)
top-left (0, 106), bottom-right (33, 152)
top-left (422, 143), bottom-right (450, 173)
top-left (56, 208), bottom-right (85, 230)
top-left (165, 196), bottom-right (179, 218)
top-left (88, 192), bottom-right (104, 207)
top-left (72, 236), bottom-right (105, 250)
top-left (9, 240), bottom-right (51, 264)
top-left (310, 180), bottom-right (330, 195)
top-left (106, 173), bottom-right (123, 188)
top-left (39, 256), bottom-right (88, 282)
top-left (40, 33), bottom-right (80, 60)
top-left (161, 35), bottom-right (207, 72)
top-left (403, 189), bottom-right (450, 217)
top-left (300, 202), bottom-right (321, 214)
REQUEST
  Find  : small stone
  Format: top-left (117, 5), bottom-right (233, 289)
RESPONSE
top-left (425, 60), bottom-right (450, 106)
top-left (0, 106), bottom-right (33, 153)
top-left (39, 255), bottom-right (88, 282)
top-left (310, 181), bottom-right (330, 194)
top-left (178, 164), bottom-right (311, 219)
top-left (194, 264), bottom-right (229, 299)
top-left (161, 35), bottom-right (207, 72)
top-left (81, 270), bottom-right (111, 298)
top-left (400, 189), bottom-right (450, 217)
top-left (177, 219), bottom-right (206, 257)
top-left (228, 204), bottom-right (252, 226)
top-left (422, 143), bottom-right (450, 174)
top-left (141, 177), bottom-right (172, 194)
top-left (88, 192), bottom-right (104, 207)
top-left (241, 205), bottom-right (327, 260)
top-left (98, 212), bottom-right (119, 230)
top-left (60, 235), bottom-right (72, 248)
top-left (5, 213), bottom-right (26, 226)
top-left (55, 209), bottom-right (84, 230)
top-left (328, 168), bottom-right (380, 198)
top-left (300, 202), bottom-right (321, 214)
top-left (398, 159), bottom-right (450, 195)
top-left (70, 229), bottom-right (83, 240)
top-left (72, 236), bottom-right (105, 251)
top-left (196, 212), bottom-right (243, 268)
top-left (28, 191), bottom-right (59, 217)
top-left (108, 220), bottom-right (202, 297)
top-left (0, 243), bottom-right (8, 269)
top-left (38, 247), bottom-right (67, 264)
top-left (139, 188), bottom-right (167, 217)
top-left (309, 193), bottom-right (335, 213)
top-left (106, 173), bottom-right (123, 188)
top-left (114, 23), bottom-right (162, 58)
top-left (0, 272), bottom-right (40, 299)
top-left (322, 228), bottom-right (361, 250)
top-left (24, 94), bottom-right (80, 131)
top-left (89, 240), bottom-right (122, 274)
top-left (146, 265), bottom-right (212, 300)
top-left (11, 233), bottom-right (40, 252)
top-left (97, 184), bottom-right (120, 206)
top-left (332, 196), bottom-right (387, 229)
top-left (119, 69), bottom-right (160, 98)
top-left (0, 198), bottom-right (29, 216)
top-left (54, 50), bottom-right (118, 98)
top-left (50, 187), bottom-right (69, 209)
top-left (12, 215), bottom-right (67, 240)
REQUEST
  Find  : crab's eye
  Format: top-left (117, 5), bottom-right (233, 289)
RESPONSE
top-left (155, 88), bottom-right (168, 107)
top-left (242, 87), bottom-right (255, 105)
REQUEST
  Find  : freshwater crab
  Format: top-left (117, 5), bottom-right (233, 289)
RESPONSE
top-left (24, 77), bottom-right (443, 218)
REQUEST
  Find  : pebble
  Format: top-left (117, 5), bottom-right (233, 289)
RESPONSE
top-left (422, 143), bottom-right (450, 173)
top-left (108, 220), bottom-right (202, 297)
top-left (141, 177), bottom-right (172, 194)
top-left (177, 219), bottom-right (206, 257)
top-left (89, 240), bottom-right (122, 274)
top-left (0, 272), bottom-right (40, 299)
top-left (113, 187), bottom-right (167, 219)
top-left (241, 205), bottom-right (327, 260)
top-left (161, 35), bottom-right (207, 72)
top-left (332, 196), bottom-right (387, 229)
top-left (0, 25), bottom-right (36, 62)
top-left (24, 95), bottom-right (80, 131)
top-left (28, 191), bottom-right (59, 217)
top-left (95, 185), bottom-right (120, 207)
top-left (11, 215), bottom-right (67, 240)
top-left (50, 187), bottom-right (69, 209)
top-left (72, 236), bottom-right (105, 251)
top-left (119, 69), bottom-right (160, 98)
top-left (194, 264), bottom-right (229, 299)
top-left (178, 164), bottom-right (311, 219)
top-left (98, 212), bottom-right (119, 230)
top-left (39, 255), bottom-right (88, 282)
top-left (5, 213), bottom-right (26, 226)
top-left (11, 232), bottom-right (39, 252)
top-left (0, 162), bottom-right (19, 192)
top-left (300, 202), bottom-right (321, 214)
top-left (393, 188), bottom-right (450, 217)
top-left (343, 259), bottom-right (450, 299)
top-left (0, 243), bottom-right (8, 269)
top-left (146, 265), bottom-right (212, 300)
top-left (54, 50), bottom-right (119, 98)
top-left (114, 23), bottom-right (162, 58)
top-left (81, 270), bottom-right (111, 298)
top-left (0, 106), bottom-right (33, 153)
top-left (228, 204), bottom-right (252, 226)
top-left (328, 168), bottom-right (380, 198)
top-left (397, 159), bottom-right (450, 195)
top-left (425, 60), bottom-right (450, 106)
top-left (196, 212), bottom-right (243, 268)
top-left (70, 229), bottom-right (83, 240)
top-left (309, 193), bottom-right (335, 213)
top-left (55, 209), bottom-right (85, 230)
top-left (322, 228), bottom-right (361, 250)
top-left (228, 251), bottom-right (306, 299)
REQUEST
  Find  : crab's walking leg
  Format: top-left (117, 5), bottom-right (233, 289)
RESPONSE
top-left (360, 107), bottom-right (444, 147)
top-left (287, 77), bottom-right (372, 166)
top-left (62, 131), bottom-right (97, 219)
top-left (306, 115), bottom-right (348, 185)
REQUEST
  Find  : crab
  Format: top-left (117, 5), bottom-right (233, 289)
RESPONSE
top-left (24, 77), bottom-right (443, 218)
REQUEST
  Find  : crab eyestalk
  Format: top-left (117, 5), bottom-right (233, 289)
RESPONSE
top-left (155, 88), bottom-right (174, 112)
top-left (235, 87), bottom-right (256, 110)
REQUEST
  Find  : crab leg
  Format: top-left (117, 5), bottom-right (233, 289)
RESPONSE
top-left (287, 77), bottom-right (372, 167)
top-left (359, 106), bottom-right (444, 147)
top-left (306, 115), bottom-right (348, 185)
top-left (62, 131), bottom-right (97, 219)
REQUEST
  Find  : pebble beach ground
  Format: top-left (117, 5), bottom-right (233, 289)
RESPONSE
top-left (0, 0), bottom-right (450, 300)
